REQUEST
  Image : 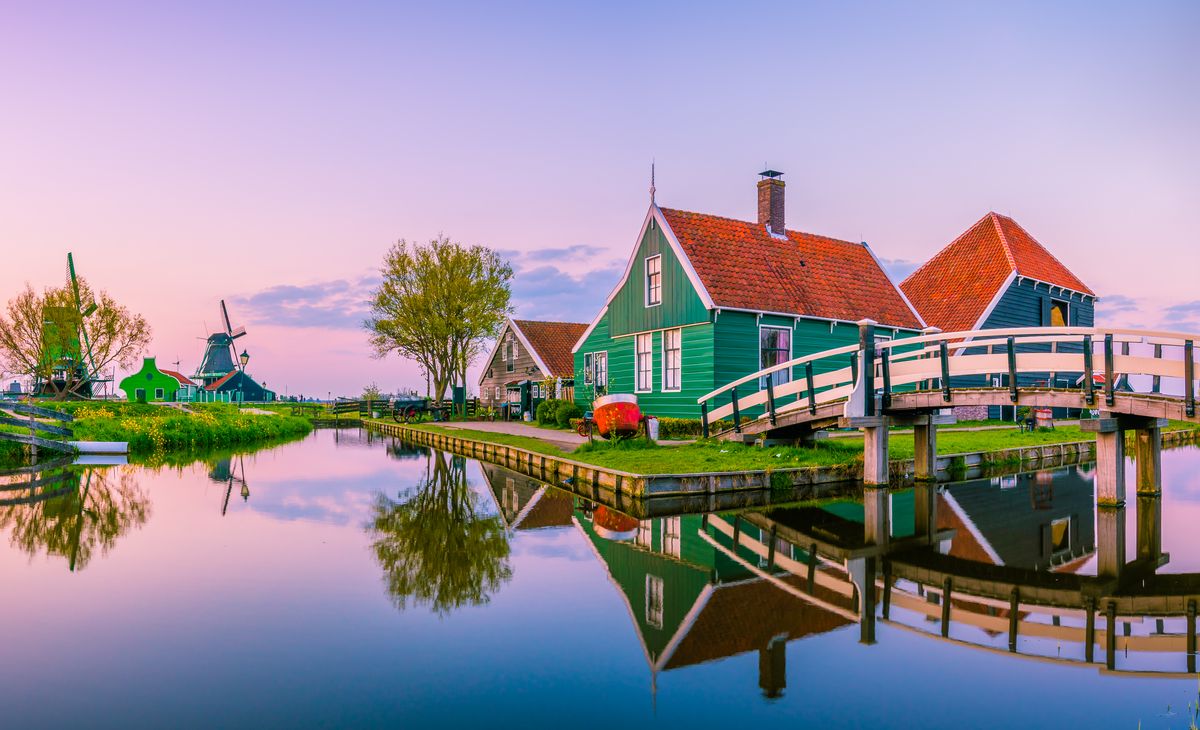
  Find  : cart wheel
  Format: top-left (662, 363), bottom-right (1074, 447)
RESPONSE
top-left (402, 407), bottom-right (417, 423)
top-left (392, 408), bottom-right (403, 424)
top-left (575, 420), bottom-right (591, 438)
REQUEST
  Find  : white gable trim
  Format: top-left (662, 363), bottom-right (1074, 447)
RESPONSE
top-left (861, 241), bottom-right (927, 329)
top-left (572, 204), bottom-right (715, 353)
top-left (479, 319), bottom-right (554, 384)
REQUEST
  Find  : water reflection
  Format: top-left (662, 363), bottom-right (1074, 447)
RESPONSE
top-left (366, 451), bottom-right (513, 615)
top-left (0, 464), bottom-right (150, 571)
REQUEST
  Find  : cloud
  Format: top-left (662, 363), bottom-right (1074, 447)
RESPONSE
top-left (1163, 300), bottom-right (1200, 323)
top-left (500, 244), bottom-right (623, 322)
top-left (877, 257), bottom-right (919, 282)
top-left (233, 274), bottom-right (379, 330)
top-left (1096, 293), bottom-right (1139, 313)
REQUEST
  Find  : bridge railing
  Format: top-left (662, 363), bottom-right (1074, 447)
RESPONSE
top-left (698, 322), bottom-right (1199, 437)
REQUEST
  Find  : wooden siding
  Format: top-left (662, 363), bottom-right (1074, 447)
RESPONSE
top-left (574, 309), bottom-right (715, 419)
top-left (608, 217), bottom-right (710, 338)
top-left (479, 323), bottom-right (545, 408)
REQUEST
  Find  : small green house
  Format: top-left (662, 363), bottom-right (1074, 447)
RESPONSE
top-left (120, 358), bottom-right (181, 403)
top-left (572, 171), bottom-right (925, 419)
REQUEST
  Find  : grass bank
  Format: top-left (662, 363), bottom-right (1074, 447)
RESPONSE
top-left (390, 420), bottom-right (1200, 476)
top-left (52, 402), bottom-right (313, 455)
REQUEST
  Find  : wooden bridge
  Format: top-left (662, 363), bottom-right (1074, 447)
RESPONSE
top-left (698, 321), bottom-right (1199, 503)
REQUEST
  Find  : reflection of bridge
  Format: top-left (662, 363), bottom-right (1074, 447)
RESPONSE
top-left (699, 323), bottom-right (1199, 502)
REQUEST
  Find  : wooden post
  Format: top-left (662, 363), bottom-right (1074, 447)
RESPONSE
top-left (859, 558), bottom-right (877, 646)
top-left (1084, 598), bottom-right (1096, 663)
top-left (1188, 600), bottom-right (1197, 673)
top-left (1135, 425), bottom-right (1162, 495)
top-left (1136, 494), bottom-right (1162, 563)
top-left (1104, 333), bottom-right (1115, 407)
top-left (805, 361), bottom-right (817, 415)
top-left (1095, 429), bottom-right (1126, 507)
top-left (863, 486), bottom-right (889, 546)
top-left (913, 422), bottom-right (937, 481)
top-left (940, 577), bottom-right (952, 637)
top-left (938, 340), bottom-right (951, 402)
top-left (913, 482), bottom-right (935, 539)
top-left (862, 424), bottom-right (889, 486)
top-left (731, 387), bottom-right (742, 434)
top-left (1105, 601), bottom-right (1117, 670)
top-left (807, 542), bottom-right (817, 593)
top-left (1006, 336), bottom-right (1019, 403)
top-left (765, 377), bottom-right (777, 426)
top-left (1186, 340), bottom-right (1195, 418)
top-left (859, 320), bottom-right (876, 417)
top-left (882, 559), bottom-right (892, 620)
top-left (1096, 506), bottom-right (1126, 579)
top-left (1083, 334), bottom-right (1095, 406)
top-left (880, 351), bottom-right (892, 410)
top-left (700, 402), bottom-right (709, 439)
top-left (1151, 343), bottom-right (1163, 394)
top-left (766, 526), bottom-right (777, 568)
top-left (1008, 587), bottom-right (1019, 652)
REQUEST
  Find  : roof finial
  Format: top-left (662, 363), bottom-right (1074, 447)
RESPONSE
top-left (649, 160), bottom-right (656, 205)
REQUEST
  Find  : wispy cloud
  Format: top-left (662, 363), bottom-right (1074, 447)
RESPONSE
top-left (878, 257), bottom-right (919, 282)
top-left (506, 246), bottom-right (622, 322)
top-left (233, 274), bottom-right (379, 330)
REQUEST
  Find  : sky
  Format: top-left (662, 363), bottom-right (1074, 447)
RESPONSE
top-left (1, 1), bottom-right (1197, 397)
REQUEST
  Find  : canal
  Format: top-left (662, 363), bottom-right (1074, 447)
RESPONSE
top-left (2, 428), bottom-right (1199, 729)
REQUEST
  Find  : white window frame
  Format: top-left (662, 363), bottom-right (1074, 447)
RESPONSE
top-left (645, 574), bottom-right (664, 629)
top-left (494, 385), bottom-right (501, 400)
top-left (154, 387), bottom-right (164, 399)
top-left (593, 351), bottom-right (608, 389)
top-left (1048, 299), bottom-right (1070, 328)
top-left (583, 352), bottom-right (594, 385)
top-left (758, 324), bottom-right (793, 388)
top-left (663, 516), bottom-right (681, 558)
top-left (635, 334), bottom-right (653, 393)
top-left (662, 328), bottom-right (681, 392)
top-left (505, 334), bottom-right (516, 373)
top-left (644, 254), bottom-right (662, 307)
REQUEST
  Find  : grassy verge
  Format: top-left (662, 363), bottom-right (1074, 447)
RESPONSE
top-left (47, 401), bottom-right (313, 455)
top-left (389, 419), bottom-right (1200, 476)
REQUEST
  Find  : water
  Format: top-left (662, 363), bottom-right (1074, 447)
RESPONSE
top-left (3, 428), bottom-right (1200, 729)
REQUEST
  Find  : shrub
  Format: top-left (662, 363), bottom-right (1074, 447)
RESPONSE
top-left (554, 401), bottom-right (582, 428)
top-left (535, 399), bottom-right (561, 426)
top-left (652, 416), bottom-right (734, 439)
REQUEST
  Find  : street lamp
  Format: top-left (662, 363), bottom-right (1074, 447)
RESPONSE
top-left (237, 351), bottom-right (249, 408)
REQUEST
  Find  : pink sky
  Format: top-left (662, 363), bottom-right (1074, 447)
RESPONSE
top-left (1, 2), bottom-right (1197, 397)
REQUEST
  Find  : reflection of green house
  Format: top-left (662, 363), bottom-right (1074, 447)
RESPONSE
top-left (575, 506), bottom-right (854, 696)
top-left (119, 358), bottom-right (180, 402)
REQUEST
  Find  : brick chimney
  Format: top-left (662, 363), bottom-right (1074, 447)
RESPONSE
top-left (757, 170), bottom-right (785, 235)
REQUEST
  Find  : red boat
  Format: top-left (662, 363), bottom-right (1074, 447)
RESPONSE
top-left (592, 506), bottom-right (640, 541)
top-left (592, 394), bottom-right (642, 439)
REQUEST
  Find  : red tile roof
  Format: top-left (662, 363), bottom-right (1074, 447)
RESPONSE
top-left (161, 369), bottom-right (196, 387)
top-left (206, 370), bottom-right (237, 391)
top-left (513, 319), bottom-right (588, 378)
top-left (900, 212), bottom-right (1094, 333)
top-left (658, 208), bottom-right (922, 329)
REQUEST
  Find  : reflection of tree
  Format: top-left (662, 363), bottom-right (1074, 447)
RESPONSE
top-left (367, 453), bottom-right (511, 615)
top-left (0, 466), bottom-right (151, 571)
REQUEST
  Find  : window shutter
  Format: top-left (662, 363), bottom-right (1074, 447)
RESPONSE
top-left (1040, 297), bottom-right (1052, 326)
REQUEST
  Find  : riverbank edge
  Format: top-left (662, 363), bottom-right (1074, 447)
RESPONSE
top-left (364, 420), bottom-right (1200, 499)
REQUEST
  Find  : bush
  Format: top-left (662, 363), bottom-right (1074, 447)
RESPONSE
top-left (652, 416), bottom-right (734, 439)
top-left (554, 401), bottom-right (582, 428)
top-left (535, 399), bottom-right (561, 426)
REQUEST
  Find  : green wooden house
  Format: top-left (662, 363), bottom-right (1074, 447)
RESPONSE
top-left (572, 172), bottom-right (925, 418)
top-left (119, 358), bottom-right (182, 402)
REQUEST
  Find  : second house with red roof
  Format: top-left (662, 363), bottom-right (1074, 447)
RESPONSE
top-left (571, 171), bottom-right (925, 419)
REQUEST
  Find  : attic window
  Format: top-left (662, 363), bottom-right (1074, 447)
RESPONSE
top-left (1048, 300), bottom-right (1069, 327)
top-left (645, 255), bottom-right (662, 307)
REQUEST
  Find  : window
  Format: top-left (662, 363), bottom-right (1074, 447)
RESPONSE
top-left (662, 328), bottom-right (681, 391)
top-left (584, 353), bottom-right (594, 385)
top-left (645, 255), bottom-right (662, 306)
top-left (1049, 299), bottom-right (1069, 327)
top-left (1049, 517), bottom-right (1071, 554)
top-left (663, 516), bottom-right (681, 558)
top-left (759, 326), bottom-right (792, 388)
top-left (494, 385), bottom-right (501, 400)
top-left (645, 575), bottom-right (664, 629)
top-left (636, 519), bottom-right (654, 549)
top-left (154, 388), bottom-right (164, 399)
top-left (505, 334), bottom-right (516, 372)
top-left (594, 352), bottom-right (608, 389)
top-left (532, 383), bottom-right (540, 398)
top-left (635, 334), bottom-right (653, 392)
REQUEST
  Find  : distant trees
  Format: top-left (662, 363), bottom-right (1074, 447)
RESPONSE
top-left (0, 280), bottom-right (151, 399)
top-left (365, 236), bottom-right (512, 402)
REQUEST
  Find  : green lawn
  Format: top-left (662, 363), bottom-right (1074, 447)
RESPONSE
top-left (398, 419), bottom-right (1200, 476)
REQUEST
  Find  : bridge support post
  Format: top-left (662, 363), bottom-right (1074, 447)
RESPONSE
top-left (863, 486), bottom-right (890, 547)
top-left (913, 482), bottom-right (936, 541)
top-left (1096, 505), bottom-right (1126, 580)
top-left (863, 424), bottom-right (889, 486)
top-left (1135, 424), bottom-right (1162, 495)
top-left (1095, 430), bottom-right (1126, 507)
top-left (1136, 494), bottom-right (1163, 564)
top-left (913, 423), bottom-right (937, 481)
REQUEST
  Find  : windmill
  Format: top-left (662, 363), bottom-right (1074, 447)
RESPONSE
top-left (35, 253), bottom-right (104, 398)
top-left (194, 300), bottom-right (247, 387)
